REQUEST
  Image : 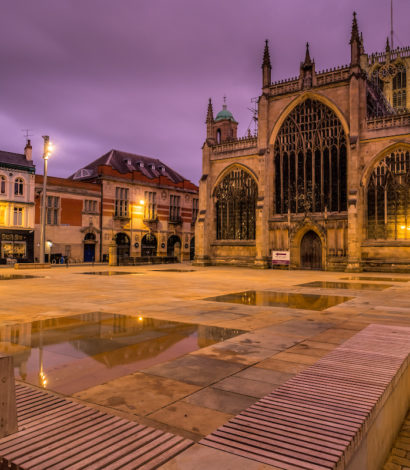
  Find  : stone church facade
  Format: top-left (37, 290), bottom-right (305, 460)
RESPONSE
top-left (195, 13), bottom-right (410, 271)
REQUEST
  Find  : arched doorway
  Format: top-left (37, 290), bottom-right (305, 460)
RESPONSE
top-left (115, 232), bottom-right (130, 265)
top-left (300, 231), bottom-right (322, 269)
top-left (141, 233), bottom-right (157, 257)
top-left (83, 232), bottom-right (96, 262)
top-left (167, 235), bottom-right (181, 258)
top-left (189, 237), bottom-right (195, 260)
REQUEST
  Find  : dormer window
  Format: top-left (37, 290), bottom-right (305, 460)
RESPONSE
top-left (137, 162), bottom-right (145, 168)
top-left (14, 178), bottom-right (24, 196)
top-left (124, 159), bottom-right (132, 166)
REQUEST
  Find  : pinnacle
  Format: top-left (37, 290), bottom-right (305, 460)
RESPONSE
top-left (206, 98), bottom-right (214, 124)
top-left (262, 39), bottom-right (271, 69)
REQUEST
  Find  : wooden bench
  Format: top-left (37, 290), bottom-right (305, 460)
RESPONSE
top-left (0, 383), bottom-right (193, 469)
top-left (0, 355), bottom-right (17, 439)
top-left (14, 263), bottom-right (51, 269)
top-left (200, 324), bottom-right (410, 470)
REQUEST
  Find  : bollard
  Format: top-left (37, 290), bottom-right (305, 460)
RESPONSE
top-left (0, 354), bottom-right (17, 438)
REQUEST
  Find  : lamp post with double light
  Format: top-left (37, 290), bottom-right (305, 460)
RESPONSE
top-left (39, 136), bottom-right (53, 264)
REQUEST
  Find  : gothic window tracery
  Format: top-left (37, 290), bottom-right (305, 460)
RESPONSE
top-left (274, 99), bottom-right (347, 215)
top-left (367, 148), bottom-right (410, 240)
top-left (215, 168), bottom-right (257, 240)
top-left (392, 63), bottom-right (407, 111)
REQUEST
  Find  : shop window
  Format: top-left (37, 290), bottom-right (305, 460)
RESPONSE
top-left (0, 205), bottom-right (6, 225)
top-left (215, 168), bottom-right (257, 240)
top-left (115, 187), bottom-right (129, 217)
top-left (14, 178), bottom-right (24, 196)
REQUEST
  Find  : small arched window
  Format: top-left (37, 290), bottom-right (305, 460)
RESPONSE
top-left (14, 178), bottom-right (24, 196)
top-left (0, 175), bottom-right (6, 194)
top-left (393, 63), bottom-right (407, 111)
top-left (216, 129), bottom-right (221, 144)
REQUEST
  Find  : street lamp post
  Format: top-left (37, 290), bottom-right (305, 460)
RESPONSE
top-left (39, 136), bottom-right (53, 264)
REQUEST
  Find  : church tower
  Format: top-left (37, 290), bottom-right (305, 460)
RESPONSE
top-left (205, 97), bottom-right (238, 144)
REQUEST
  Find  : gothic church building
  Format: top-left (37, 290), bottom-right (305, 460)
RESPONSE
top-left (195, 13), bottom-right (410, 271)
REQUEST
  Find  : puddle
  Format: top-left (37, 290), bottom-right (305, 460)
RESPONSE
top-left (80, 272), bottom-right (143, 276)
top-left (0, 313), bottom-right (244, 394)
top-left (298, 281), bottom-right (393, 290)
top-left (0, 274), bottom-right (40, 280)
top-left (340, 276), bottom-right (409, 283)
top-left (152, 269), bottom-right (197, 272)
top-left (205, 290), bottom-right (352, 311)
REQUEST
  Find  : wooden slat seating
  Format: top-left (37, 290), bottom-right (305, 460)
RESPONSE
top-left (200, 324), bottom-right (410, 470)
top-left (0, 383), bottom-right (193, 470)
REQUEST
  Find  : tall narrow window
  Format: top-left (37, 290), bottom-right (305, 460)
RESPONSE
top-left (47, 196), bottom-right (59, 225)
top-left (367, 147), bottom-right (410, 240)
top-left (393, 63), bottom-right (407, 111)
top-left (169, 195), bottom-right (181, 222)
top-left (144, 191), bottom-right (157, 220)
top-left (115, 187), bottom-right (129, 217)
top-left (14, 178), bottom-right (24, 196)
top-left (274, 99), bottom-right (347, 215)
top-left (215, 168), bottom-right (257, 240)
top-left (192, 198), bottom-right (199, 223)
top-left (13, 207), bottom-right (23, 226)
top-left (0, 176), bottom-right (5, 194)
top-left (84, 200), bottom-right (97, 213)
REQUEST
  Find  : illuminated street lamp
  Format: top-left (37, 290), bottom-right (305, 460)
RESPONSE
top-left (39, 136), bottom-right (53, 263)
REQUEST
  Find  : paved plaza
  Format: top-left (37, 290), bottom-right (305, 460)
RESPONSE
top-left (1, 264), bottom-right (410, 469)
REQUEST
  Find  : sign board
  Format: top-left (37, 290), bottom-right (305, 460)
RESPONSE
top-left (272, 250), bottom-right (290, 265)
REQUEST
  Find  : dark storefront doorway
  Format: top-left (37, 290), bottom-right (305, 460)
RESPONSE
top-left (141, 233), bottom-right (157, 257)
top-left (167, 235), bottom-right (181, 258)
top-left (115, 232), bottom-right (130, 265)
top-left (300, 231), bottom-right (322, 269)
top-left (190, 237), bottom-right (195, 260)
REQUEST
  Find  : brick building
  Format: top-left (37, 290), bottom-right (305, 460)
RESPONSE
top-left (70, 149), bottom-right (198, 263)
top-left (34, 176), bottom-right (101, 262)
top-left (195, 13), bottom-right (410, 271)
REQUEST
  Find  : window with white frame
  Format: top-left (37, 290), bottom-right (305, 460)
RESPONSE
top-left (144, 191), bottom-right (157, 220)
top-left (47, 196), bottom-right (59, 225)
top-left (14, 178), bottom-right (24, 196)
top-left (84, 199), bottom-right (97, 213)
top-left (115, 187), bottom-right (129, 217)
top-left (13, 207), bottom-right (23, 226)
top-left (0, 175), bottom-right (6, 194)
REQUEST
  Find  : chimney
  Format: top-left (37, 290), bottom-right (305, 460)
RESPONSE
top-left (24, 139), bottom-right (32, 161)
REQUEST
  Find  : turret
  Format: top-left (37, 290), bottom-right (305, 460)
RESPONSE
top-left (350, 12), bottom-right (361, 67)
top-left (299, 42), bottom-right (316, 89)
top-left (262, 39), bottom-right (272, 88)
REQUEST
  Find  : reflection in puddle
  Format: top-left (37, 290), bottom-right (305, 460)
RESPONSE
top-left (205, 290), bottom-right (352, 311)
top-left (298, 281), bottom-right (393, 290)
top-left (152, 269), bottom-right (197, 272)
top-left (80, 272), bottom-right (143, 276)
top-left (0, 313), bottom-right (244, 394)
top-left (0, 274), bottom-right (40, 280)
top-left (341, 276), bottom-right (409, 283)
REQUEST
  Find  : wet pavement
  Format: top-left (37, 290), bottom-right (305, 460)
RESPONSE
top-left (205, 290), bottom-right (352, 310)
top-left (298, 280), bottom-right (394, 290)
top-left (0, 274), bottom-right (41, 280)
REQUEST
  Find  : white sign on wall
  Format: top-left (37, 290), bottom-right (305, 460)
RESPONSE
top-left (272, 250), bottom-right (290, 265)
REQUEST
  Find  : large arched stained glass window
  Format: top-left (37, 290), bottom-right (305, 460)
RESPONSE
top-left (367, 148), bottom-right (410, 240)
top-left (392, 63), bottom-right (407, 111)
top-left (274, 99), bottom-right (347, 215)
top-left (215, 168), bottom-right (257, 240)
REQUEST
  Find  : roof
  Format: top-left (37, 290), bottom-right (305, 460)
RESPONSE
top-left (70, 149), bottom-right (187, 184)
top-left (215, 106), bottom-right (237, 123)
top-left (0, 150), bottom-right (35, 171)
top-left (35, 175), bottom-right (101, 192)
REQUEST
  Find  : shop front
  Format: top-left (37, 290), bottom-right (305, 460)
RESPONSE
top-left (0, 230), bottom-right (34, 264)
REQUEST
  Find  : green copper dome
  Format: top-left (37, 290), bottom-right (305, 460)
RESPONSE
top-left (215, 105), bottom-right (237, 123)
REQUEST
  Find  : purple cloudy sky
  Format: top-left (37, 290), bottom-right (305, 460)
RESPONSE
top-left (1, 0), bottom-right (409, 184)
